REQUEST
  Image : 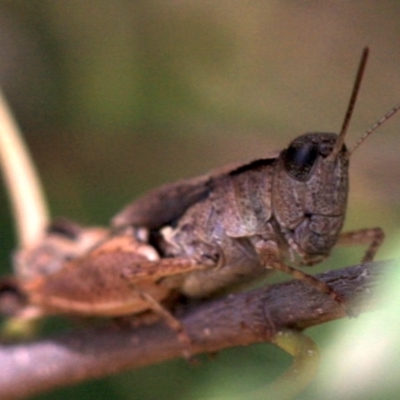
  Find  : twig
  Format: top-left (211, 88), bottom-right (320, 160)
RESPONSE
top-left (0, 259), bottom-right (392, 400)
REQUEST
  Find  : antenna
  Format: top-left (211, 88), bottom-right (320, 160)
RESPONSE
top-left (347, 102), bottom-right (400, 156)
top-left (328, 47), bottom-right (369, 161)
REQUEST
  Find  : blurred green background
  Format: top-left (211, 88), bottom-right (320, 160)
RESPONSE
top-left (1, 1), bottom-right (400, 399)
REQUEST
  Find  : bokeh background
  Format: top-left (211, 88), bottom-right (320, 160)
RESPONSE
top-left (0, 1), bottom-right (400, 399)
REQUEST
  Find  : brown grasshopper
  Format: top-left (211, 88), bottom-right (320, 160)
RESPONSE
top-left (3, 48), bottom-right (399, 328)
top-left (110, 47), bottom-right (398, 308)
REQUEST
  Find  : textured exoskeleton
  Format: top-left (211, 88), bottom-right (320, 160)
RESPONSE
top-left (112, 132), bottom-right (365, 302)
top-left (6, 47), bottom-right (391, 320)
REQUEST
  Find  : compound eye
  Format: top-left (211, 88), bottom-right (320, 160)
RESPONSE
top-left (283, 141), bottom-right (319, 181)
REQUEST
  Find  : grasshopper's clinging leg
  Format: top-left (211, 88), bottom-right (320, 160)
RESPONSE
top-left (252, 238), bottom-right (347, 311)
top-left (112, 246), bottom-right (222, 358)
top-left (336, 227), bottom-right (385, 263)
top-left (127, 282), bottom-right (193, 359)
top-left (268, 259), bottom-right (347, 308)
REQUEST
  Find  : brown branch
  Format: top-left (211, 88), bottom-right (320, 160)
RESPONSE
top-left (0, 259), bottom-right (393, 399)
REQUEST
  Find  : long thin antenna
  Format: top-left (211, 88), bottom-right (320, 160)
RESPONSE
top-left (0, 88), bottom-right (50, 249)
top-left (328, 47), bottom-right (369, 161)
top-left (347, 103), bottom-right (400, 156)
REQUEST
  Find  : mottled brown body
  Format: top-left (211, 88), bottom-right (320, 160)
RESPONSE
top-left (11, 131), bottom-right (354, 318)
top-left (113, 133), bottom-right (353, 301)
top-left (7, 47), bottom-right (391, 321)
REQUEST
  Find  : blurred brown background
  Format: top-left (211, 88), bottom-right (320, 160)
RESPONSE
top-left (0, 2), bottom-right (399, 399)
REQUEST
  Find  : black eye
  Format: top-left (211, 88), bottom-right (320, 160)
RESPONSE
top-left (283, 142), bottom-right (319, 181)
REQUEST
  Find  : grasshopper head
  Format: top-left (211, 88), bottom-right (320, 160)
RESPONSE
top-left (271, 47), bottom-right (400, 259)
top-left (272, 132), bottom-right (349, 258)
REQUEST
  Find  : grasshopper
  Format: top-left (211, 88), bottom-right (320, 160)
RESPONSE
top-left (110, 47), bottom-right (398, 309)
top-left (0, 47), bottom-right (398, 397)
top-left (1, 48), bottom-right (399, 329)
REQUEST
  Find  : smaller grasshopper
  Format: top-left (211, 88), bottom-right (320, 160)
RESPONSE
top-left (5, 218), bottom-right (211, 352)
top-left (10, 219), bottom-right (211, 326)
